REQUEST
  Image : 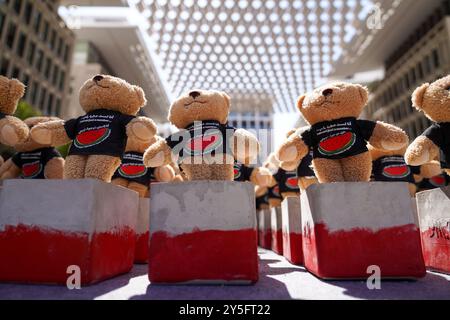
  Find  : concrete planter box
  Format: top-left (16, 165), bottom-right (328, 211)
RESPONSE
top-left (416, 187), bottom-right (450, 274)
top-left (257, 209), bottom-right (271, 249)
top-left (134, 198), bottom-right (150, 264)
top-left (0, 179), bottom-right (139, 285)
top-left (301, 182), bottom-right (425, 279)
top-left (148, 181), bottom-right (258, 284)
top-left (281, 196), bottom-right (303, 265)
top-left (271, 207), bottom-right (283, 255)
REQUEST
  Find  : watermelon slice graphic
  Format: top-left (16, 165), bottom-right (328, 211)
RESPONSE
top-left (430, 175), bottom-right (446, 187)
top-left (233, 165), bottom-right (241, 179)
top-left (272, 185), bottom-right (280, 197)
top-left (318, 132), bottom-right (356, 156)
top-left (286, 176), bottom-right (298, 189)
top-left (185, 131), bottom-right (223, 156)
top-left (118, 164), bottom-right (148, 178)
top-left (22, 161), bottom-right (42, 179)
top-left (382, 165), bottom-right (411, 179)
top-left (74, 127), bottom-right (111, 148)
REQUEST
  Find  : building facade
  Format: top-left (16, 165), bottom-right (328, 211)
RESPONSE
top-left (0, 0), bottom-right (74, 117)
top-left (366, 1), bottom-right (450, 139)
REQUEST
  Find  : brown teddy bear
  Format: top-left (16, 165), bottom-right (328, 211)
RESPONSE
top-left (111, 135), bottom-right (175, 197)
top-left (417, 166), bottom-right (450, 191)
top-left (233, 160), bottom-right (271, 186)
top-left (143, 89), bottom-right (260, 180)
top-left (368, 144), bottom-right (422, 197)
top-left (0, 117), bottom-right (64, 180)
top-left (279, 128), bottom-right (318, 191)
top-left (277, 82), bottom-right (408, 182)
top-left (29, 75), bottom-right (157, 182)
top-left (0, 76), bottom-right (30, 147)
top-left (405, 75), bottom-right (450, 175)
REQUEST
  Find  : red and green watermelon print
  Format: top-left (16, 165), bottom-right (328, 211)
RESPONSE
top-left (382, 165), bottom-right (411, 179)
top-left (118, 164), bottom-right (148, 178)
top-left (318, 132), bottom-right (356, 156)
top-left (184, 131), bottom-right (223, 156)
top-left (74, 127), bottom-right (111, 148)
top-left (429, 175), bottom-right (446, 187)
top-left (286, 176), bottom-right (299, 189)
top-left (22, 161), bottom-right (43, 179)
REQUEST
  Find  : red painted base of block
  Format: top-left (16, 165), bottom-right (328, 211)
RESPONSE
top-left (0, 224), bottom-right (135, 285)
top-left (303, 223), bottom-right (426, 279)
top-left (258, 230), bottom-right (272, 249)
top-left (149, 229), bottom-right (258, 283)
top-left (283, 232), bottom-right (303, 265)
top-left (421, 228), bottom-right (450, 274)
top-left (271, 229), bottom-right (283, 255)
top-left (134, 232), bottom-right (149, 264)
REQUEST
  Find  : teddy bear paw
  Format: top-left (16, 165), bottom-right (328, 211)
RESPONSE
top-left (130, 122), bottom-right (155, 142)
top-left (277, 145), bottom-right (298, 162)
top-left (30, 127), bottom-right (52, 145)
top-left (0, 124), bottom-right (21, 145)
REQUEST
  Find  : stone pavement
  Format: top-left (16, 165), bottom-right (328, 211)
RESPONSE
top-left (0, 248), bottom-right (449, 300)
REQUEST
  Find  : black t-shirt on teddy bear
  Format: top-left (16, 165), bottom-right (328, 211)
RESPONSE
top-left (166, 120), bottom-right (236, 163)
top-left (422, 123), bottom-right (450, 169)
top-left (234, 161), bottom-right (255, 182)
top-left (64, 109), bottom-right (135, 157)
top-left (297, 150), bottom-right (315, 178)
top-left (11, 147), bottom-right (62, 179)
top-left (256, 192), bottom-right (269, 210)
top-left (418, 173), bottom-right (450, 190)
top-left (301, 117), bottom-right (376, 160)
top-left (371, 156), bottom-right (417, 184)
top-left (112, 151), bottom-right (155, 186)
top-left (267, 185), bottom-right (282, 200)
top-left (273, 168), bottom-right (300, 194)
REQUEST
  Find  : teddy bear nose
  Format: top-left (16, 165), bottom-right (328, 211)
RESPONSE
top-left (93, 75), bottom-right (104, 82)
top-left (189, 91), bottom-right (201, 99)
top-left (322, 89), bottom-right (333, 97)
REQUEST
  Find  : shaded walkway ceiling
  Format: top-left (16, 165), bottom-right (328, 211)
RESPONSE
top-left (130, 0), bottom-right (378, 113)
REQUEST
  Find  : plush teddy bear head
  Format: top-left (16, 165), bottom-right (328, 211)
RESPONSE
top-left (297, 82), bottom-right (369, 125)
top-left (411, 75), bottom-right (450, 123)
top-left (125, 135), bottom-right (161, 154)
top-left (168, 89), bottom-right (231, 129)
top-left (79, 75), bottom-right (147, 116)
top-left (0, 76), bottom-right (25, 115)
top-left (15, 116), bottom-right (60, 152)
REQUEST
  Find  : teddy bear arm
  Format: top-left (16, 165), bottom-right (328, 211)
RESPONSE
top-left (368, 122), bottom-right (408, 151)
top-left (405, 136), bottom-right (439, 166)
top-left (277, 135), bottom-right (308, 163)
top-left (44, 157), bottom-right (65, 179)
top-left (0, 158), bottom-right (20, 180)
top-left (154, 165), bottom-right (175, 182)
top-left (419, 161), bottom-right (442, 179)
top-left (232, 129), bottom-right (260, 164)
top-left (143, 139), bottom-right (173, 167)
top-left (279, 159), bottom-right (300, 171)
top-left (126, 117), bottom-right (157, 143)
top-left (250, 167), bottom-right (272, 187)
top-left (0, 116), bottom-right (30, 146)
top-left (30, 120), bottom-right (71, 146)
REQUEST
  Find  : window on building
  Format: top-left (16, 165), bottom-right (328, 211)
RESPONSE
top-left (49, 29), bottom-right (56, 50)
top-left (403, 74), bottom-right (410, 89)
top-left (55, 98), bottom-right (61, 117)
top-left (409, 68), bottom-right (416, 86)
top-left (432, 49), bottom-right (440, 68)
top-left (59, 70), bottom-right (65, 90)
top-left (23, 1), bottom-right (33, 24)
top-left (0, 58), bottom-right (10, 76)
top-left (27, 41), bottom-right (36, 65)
top-left (57, 37), bottom-right (63, 56)
top-left (35, 49), bottom-right (43, 72)
top-left (39, 87), bottom-right (47, 111)
top-left (52, 65), bottom-right (59, 85)
top-left (44, 57), bottom-right (51, 78)
top-left (0, 12), bottom-right (5, 36)
top-left (423, 55), bottom-right (432, 74)
top-left (11, 66), bottom-right (20, 79)
top-left (5, 22), bottom-right (17, 49)
top-left (13, 0), bottom-right (21, 15)
top-left (16, 32), bottom-right (26, 57)
top-left (63, 44), bottom-right (70, 63)
top-left (31, 82), bottom-right (39, 105)
top-left (47, 93), bottom-right (54, 115)
top-left (41, 20), bottom-right (49, 41)
top-left (33, 10), bottom-right (42, 33)
top-left (416, 61), bottom-right (424, 80)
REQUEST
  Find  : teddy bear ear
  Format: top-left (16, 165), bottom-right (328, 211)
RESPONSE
top-left (296, 94), bottom-right (306, 111)
top-left (411, 83), bottom-right (430, 110)
top-left (220, 92), bottom-right (231, 108)
top-left (9, 78), bottom-right (25, 100)
top-left (356, 84), bottom-right (369, 105)
top-left (133, 86), bottom-right (147, 107)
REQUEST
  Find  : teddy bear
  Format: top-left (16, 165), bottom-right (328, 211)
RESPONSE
top-left (0, 76), bottom-right (30, 147)
top-left (277, 82), bottom-right (408, 183)
top-left (404, 75), bottom-right (450, 176)
top-left (29, 75), bottom-right (157, 182)
top-left (279, 128), bottom-right (318, 191)
top-left (111, 135), bottom-right (175, 197)
top-left (368, 144), bottom-right (424, 197)
top-left (0, 117), bottom-right (64, 180)
top-left (262, 153), bottom-right (283, 207)
top-left (142, 89), bottom-right (260, 181)
top-left (233, 160), bottom-right (272, 186)
top-left (255, 185), bottom-right (270, 211)
top-left (415, 160), bottom-right (449, 191)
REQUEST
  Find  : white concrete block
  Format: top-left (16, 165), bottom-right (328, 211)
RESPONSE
top-left (281, 196), bottom-right (303, 265)
top-left (270, 206), bottom-right (283, 255)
